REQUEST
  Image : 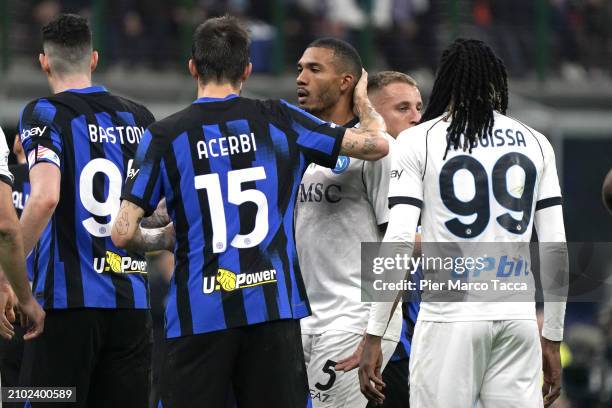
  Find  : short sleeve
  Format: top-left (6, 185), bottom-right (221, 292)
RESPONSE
top-left (19, 99), bottom-right (62, 170)
top-left (535, 137), bottom-right (563, 211)
top-left (388, 128), bottom-right (425, 210)
top-left (278, 100), bottom-right (345, 168)
top-left (121, 128), bottom-right (165, 216)
top-left (0, 127), bottom-right (13, 186)
top-left (363, 135), bottom-right (395, 226)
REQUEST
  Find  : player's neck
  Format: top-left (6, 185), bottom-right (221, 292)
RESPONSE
top-left (319, 98), bottom-right (355, 126)
top-left (49, 74), bottom-right (93, 94)
top-left (197, 82), bottom-right (241, 99)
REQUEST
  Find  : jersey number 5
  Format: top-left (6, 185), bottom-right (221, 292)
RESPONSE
top-left (195, 166), bottom-right (269, 253)
top-left (439, 152), bottom-right (537, 238)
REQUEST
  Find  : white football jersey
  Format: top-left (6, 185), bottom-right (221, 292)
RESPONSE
top-left (0, 126), bottom-right (13, 186)
top-left (296, 126), bottom-right (401, 341)
top-left (390, 112), bottom-right (563, 321)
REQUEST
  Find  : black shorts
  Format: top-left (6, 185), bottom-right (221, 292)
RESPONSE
top-left (19, 308), bottom-right (152, 408)
top-left (367, 358), bottom-right (410, 408)
top-left (0, 320), bottom-right (25, 408)
top-left (161, 319), bottom-right (308, 408)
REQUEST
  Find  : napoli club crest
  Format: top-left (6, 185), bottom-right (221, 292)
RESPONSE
top-left (332, 156), bottom-right (350, 174)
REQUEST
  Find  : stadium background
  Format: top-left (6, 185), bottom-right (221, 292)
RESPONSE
top-left (1, 0), bottom-right (611, 406)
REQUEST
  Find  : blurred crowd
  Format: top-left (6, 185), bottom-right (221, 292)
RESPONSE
top-left (4, 0), bottom-right (612, 78)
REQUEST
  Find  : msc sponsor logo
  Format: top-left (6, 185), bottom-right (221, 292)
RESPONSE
top-left (298, 183), bottom-right (342, 203)
top-left (20, 126), bottom-right (48, 140)
top-left (203, 268), bottom-right (277, 294)
top-left (93, 251), bottom-right (147, 274)
top-left (331, 156), bottom-right (350, 174)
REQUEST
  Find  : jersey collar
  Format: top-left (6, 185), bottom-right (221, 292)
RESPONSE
top-left (343, 116), bottom-right (360, 128)
top-left (65, 85), bottom-right (108, 94)
top-left (193, 94), bottom-right (239, 104)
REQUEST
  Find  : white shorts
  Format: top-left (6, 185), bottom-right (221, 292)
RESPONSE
top-left (410, 320), bottom-right (543, 408)
top-left (302, 330), bottom-right (398, 408)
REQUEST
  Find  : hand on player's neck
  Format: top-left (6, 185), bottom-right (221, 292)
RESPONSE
top-left (197, 81), bottom-right (241, 99)
top-left (318, 97), bottom-right (356, 126)
top-left (49, 73), bottom-right (93, 94)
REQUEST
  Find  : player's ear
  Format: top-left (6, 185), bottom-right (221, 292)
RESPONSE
top-left (188, 59), bottom-right (199, 80)
top-left (39, 53), bottom-right (51, 75)
top-left (90, 51), bottom-right (99, 73)
top-left (241, 62), bottom-right (253, 82)
top-left (340, 73), bottom-right (355, 93)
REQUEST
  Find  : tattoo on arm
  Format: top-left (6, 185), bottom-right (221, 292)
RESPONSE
top-left (362, 136), bottom-right (377, 154)
top-left (115, 207), bottom-right (130, 236)
top-left (140, 199), bottom-right (170, 228)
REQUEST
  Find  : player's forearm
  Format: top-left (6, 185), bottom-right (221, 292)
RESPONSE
top-left (343, 96), bottom-right (389, 160)
top-left (354, 94), bottom-right (386, 134)
top-left (366, 204), bottom-right (419, 336)
top-left (113, 201), bottom-right (174, 254)
top-left (19, 195), bottom-right (57, 256)
top-left (0, 220), bottom-right (34, 303)
top-left (123, 225), bottom-right (174, 254)
top-left (535, 205), bottom-right (568, 341)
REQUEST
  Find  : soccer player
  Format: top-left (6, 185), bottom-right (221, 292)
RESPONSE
top-left (0, 135), bottom-right (32, 394)
top-left (359, 39), bottom-right (568, 408)
top-left (0, 126), bottom-right (44, 342)
top-left (367, 71), bottom-right (423, 140)
top-left (17, 14), bottom-right (155, 407)
top-left (294, 40), bottom-right (401, 408)
top-left (365, 71), bottom-right (423, 408)
top-left (112, 16), bottom-right (389, 408)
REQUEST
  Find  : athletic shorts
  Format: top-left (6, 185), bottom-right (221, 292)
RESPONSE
top-left (302, 330), bottom-right (398, 408)
top-left (161, 319), bottom-right (309, 408)
top-left (19, 308), bottom-right (152, 408)
top-left (0, 320), bottom-right (25, 408)
top-left (367, 357), bottom-right (410, 408)
top-left (410, 320), bottom-right (543, 408)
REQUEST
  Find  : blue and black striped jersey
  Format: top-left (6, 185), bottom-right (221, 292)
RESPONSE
top-left (9, 163), bottom-right (34, 281)
top-left (9, 163), bottom-right (29, 218)
top-left (19, 86), bottom-right (155, 309)
top-left (122, 94), bottom-right (346, 338)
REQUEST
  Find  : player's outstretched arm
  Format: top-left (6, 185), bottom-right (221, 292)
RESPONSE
top-left (112, 200), bottom-right (175, 254)
top-left (0, 183), bottom-right (45, 340)
top-left (340, 70), bottom-right (389, 161)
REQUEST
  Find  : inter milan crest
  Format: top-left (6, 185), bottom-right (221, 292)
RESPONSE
top-left (332, 156), bottom-right (350, 174)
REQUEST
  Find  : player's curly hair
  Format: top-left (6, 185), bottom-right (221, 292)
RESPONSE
top-left (421, 39), bottom-right (508, 159)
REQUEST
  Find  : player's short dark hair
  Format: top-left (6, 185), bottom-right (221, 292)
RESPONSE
top-left (307, 38), bottom-right (362, 80)
top-left (41, 13), bottom-right (92, 75)
top-left (192, 15), bottom-right (250, 87)
top-left (367, 71), bottom-right (418, 93)
top-left (421, 38), bottom-right (508, 159)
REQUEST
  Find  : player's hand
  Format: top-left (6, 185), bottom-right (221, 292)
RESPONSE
top-left (0, 283), bottom-right (16, 339)
top-left (335, 335), bottom-right (365, 372)
top-left (541, 337), bottom-right (562, 407)
top-left (352, 69), bottom-right (369, 117)
top-left (18, 297), bottom-right (45, 340)
top-left (358, 333), bottom-right (385, 405)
